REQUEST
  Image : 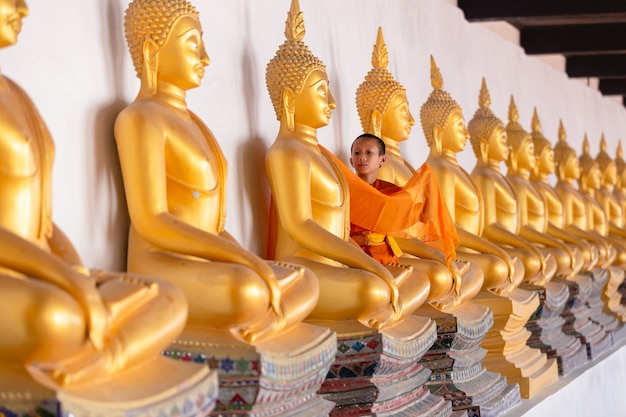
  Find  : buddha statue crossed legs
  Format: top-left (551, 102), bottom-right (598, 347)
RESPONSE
top-left (115, 0), bottom-right (318, 344)
top-left (265, 2), bottom-right (430, 330)
top-left (0, 0), bottom-right (211, 406)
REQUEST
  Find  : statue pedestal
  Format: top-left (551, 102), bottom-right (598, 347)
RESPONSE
top-left (164, 323), bottom-right (336, 417)
top-left (316, 316), bottom-right (457, 416)
top-left (588, 268), bottom-right (626, 346)
top-left (472, 288), bottom-right (559, 399)
top-left (0, 366), bottom-right (58, 417)
top-left (418, 302), bottom-right (521, 417)
top-left (522, 280), bottom-right (588, 376)
top-left (57, 356), bottom-right (218, 417)
top-left (604, 266), bottom-right (626, 322)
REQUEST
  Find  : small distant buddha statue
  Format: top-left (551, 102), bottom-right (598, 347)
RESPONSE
top-left (115, 0), bottom-right (318, 344)
top-left (554, 130), bottom-right (613, 268)
top-left (468, 85), bottom-right (555, 286)
top-left (354, 27), bottom-right (483, 309)
top-left (422, 58), bottom-right (524, 294)
top-left (505, 102), bottom-right (579, 278)
top-left (0, 0), bottom-right (201, 394)
top-left (613, 142), bottom-right (626, 226)
top-left (532, 120), bottom-right (598, 270)
top-left (265, 1), bottom-right (430, 329)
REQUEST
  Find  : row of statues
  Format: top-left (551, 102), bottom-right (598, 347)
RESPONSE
top-left (1, 0), bottom-right (625, 411)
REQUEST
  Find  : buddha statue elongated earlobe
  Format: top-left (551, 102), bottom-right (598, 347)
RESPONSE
top-left (370, 110), bottom-right (383, 138)
top-left (143, 38), bottom-right (159, 95)
top-left (433, 125), bottom-right (443, 155)
top-left (283, 88), bottom-right (296, 132)
top-left (479, 138), bottom-right (489, 164)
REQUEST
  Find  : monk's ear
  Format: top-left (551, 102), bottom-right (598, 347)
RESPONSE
top-left (349, 156), bottom-right (355, 168)
top-left (379, 154), bottom-right (387, 168)
top-left (370, 110), bottom-right (383, 138)
top-left (283, 88), bottom-right (296, 131)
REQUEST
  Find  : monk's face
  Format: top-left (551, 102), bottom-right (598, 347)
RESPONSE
top-left (350, 138), bottom-right (385, 180)
top-left (381, 92), bottom-right (414, 143)
top-left (0, 0), bottom-right (28, 48)
top-left (537, 147), bottom-right (556, 175)
top-left (156, 15), bottom-right (210, 91)
top-left (293, 69), bottom-right (336, 129)
top-left (516, 138), bottom-right (536, 171)
top-left (441, 110), bottom-right (469, 153)
top-left (486, 125), bottom-right (508, 163)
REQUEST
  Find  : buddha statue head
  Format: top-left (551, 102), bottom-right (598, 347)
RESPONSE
top-left (595, 134), bottom-right (617, 188)
top-left (265, 0), bottom-right (333, 132)
top-left (530, 109), bottom-right (555, 179)
top-left (505, 98), bottom-right (535, 174)
top-left (0, 0), bottom-right (28, 48)
top-left (420, 56), bottom-right (468, 156)
top-left (467, 78), bottom-right (507, 165)
top-left (124, 0), bottom-right (209, 94)
top-left (616, 142), bottom-right (626, 189)
top-left (355, 27), bottom-right (413, 141)
top-left (553, 120), bottom-right (580, 182)
top-left (578, 135), bottom-right (601, 192)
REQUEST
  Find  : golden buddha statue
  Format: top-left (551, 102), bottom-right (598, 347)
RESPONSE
top-left (115, 0), bottom-right (319, 345)
top-left (468, 85), bottom-right (556, 286)
top-left (265, 2), bottom-right (430, 329)
top-left (613, 142), bottom-right (626, 227)
top-left (354, 27), bottom-right (483, 310)
top-left (532, 120), bottom-right (598, 270)
top-left (422, 59), bottom-right (523, 294)
top-left (505, 102), bottom-right (579, 278)
top-left (0, 0), bottom-right (211, 405)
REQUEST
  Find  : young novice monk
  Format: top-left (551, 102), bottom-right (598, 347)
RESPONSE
top-left (349, 133), bottom-right (404, 264)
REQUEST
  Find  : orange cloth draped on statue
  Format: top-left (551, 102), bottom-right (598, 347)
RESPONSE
top-left (320, 146), bottom-right (459, 267)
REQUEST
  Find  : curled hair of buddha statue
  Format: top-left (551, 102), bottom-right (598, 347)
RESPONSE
top-left (553, 120), bottom-right (577, 179)
top-left (504, 95), bottom-right (532, 171)
top-left (420, 55), bottom-right (463, 148)
top-left (355, 27), bottom-right (406, 133)
top-left (530, 107), bottom-right (552, 158)
top-left (467, 78), bottom-right (505, 158)
top-left (578, 135), bottom-right (598, 180)
top-left (265, 0), bottom-right (326, 121)
top-left (616, 142), bottom-right (626, 176)
top-left (124, 0), bottom-right (199, 78)
top-left (595, 134), bottom-right (615, 173)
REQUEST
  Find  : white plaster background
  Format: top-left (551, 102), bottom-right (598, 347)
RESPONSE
top-left (3, 0), bottom-right (626, 271)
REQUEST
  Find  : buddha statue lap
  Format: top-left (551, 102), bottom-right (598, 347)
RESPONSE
top-left (468, 86), bottom-right (556, 287)
top-left (354, 27), bottom-right (483, 311)
top-left (0, 0), bottom-right (214, 412)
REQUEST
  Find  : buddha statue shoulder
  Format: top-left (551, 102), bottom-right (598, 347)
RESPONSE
top-left (0, 0), bottom-right (195, 391)
top-left (265, 0), bottom-right (430, 329)
top-left (422, 58), bottom-right (523, 294)
top-left (115, 0), bottom-right (318, 344)
top-left (353, 27), bottom-right (483, 309)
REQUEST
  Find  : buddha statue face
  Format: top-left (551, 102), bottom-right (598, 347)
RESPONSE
top-left (291, 68), bottom-right (336, 130)
top-left (582, 164), bottom-right (602, 190)
top-left (155, 15), bottom-right (209, 91)
top-left (381, 92), bottom-right (414, 143)
top-left (486, 125), bottom-right (508, 163)
top-left (558, 153), bottom-right (580, 181)
top-left (515, 138), bottom-right (536, 171)
top-left (602, 161), bottom-right (617, 186)
top-left (0, 0), bottom-right (28, 48)
top-left (536, 146), bottom-right (555, 176)
top-left (440, 109), bottom-right (469, 154)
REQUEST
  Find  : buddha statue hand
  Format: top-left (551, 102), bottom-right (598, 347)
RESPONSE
top-left (370, 264), bottom-right (405, 328)
top-left (449, 260), bottom-right (465, 306)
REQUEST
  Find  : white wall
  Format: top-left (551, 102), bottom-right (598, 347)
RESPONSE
top-left (4, 0), bottom-right (626, 270)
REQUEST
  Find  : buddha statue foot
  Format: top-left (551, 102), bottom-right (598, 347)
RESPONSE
top-left (416, 302), bottom-right (522, 416)
top-left (54, 356), bottom-right (217, 417)
top-left (317, 317), bottom-right (458, 416)
top-left (0, 365), bottom-right (57, 416)
top-left (164, 323), bottom-right (336, 416)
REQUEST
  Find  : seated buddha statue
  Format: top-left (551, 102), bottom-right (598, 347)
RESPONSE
top-left (265, 0), bottom-right (430, 329)
top-left (0, 0), bottom-right (199, 392)
top-left (613, 142), bottom-right (626, 226)
top-left (468, 84), bottom-right (556, 286)
top-left (553, 129), bottom-right (613, 268)
top-left (531, 120), bottom-right (598, 270)
top-left (115, 0), bottom-right (318, 344)
top-left (505, 103), bottom-right (580, 278)
top-left (422, 58), bottom-right (524, 294)
top-left (353, 27), bottom-right (483, 309)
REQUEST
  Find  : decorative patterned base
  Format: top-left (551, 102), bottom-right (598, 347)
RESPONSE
top-left (164, 323), bottom-right (336, 416)
top-left (57, 356), bottom-right (217, 417)
top-left (473, 289), bottom-right (559, 399)
top-left (585, 269), bottom-right (622, 350)
top-left (522, 280), bottom-right (588, 376)
top-left (604, 266), bottom-right (626, 322)
top-left (0, 366), bottom-right (58, 417)
top-left (418, 302), bottom-right (521, 417)
top-left (316, 316), bottom-right (450, 416)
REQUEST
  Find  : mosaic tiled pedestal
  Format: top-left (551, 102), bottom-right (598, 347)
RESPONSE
top-left (0, 365), bottom-right (58, 417)
top-left (588, 268), bottom-right (626, 346)
top-left (418, 302), bottom-right (521, 417)
top-left (522, 280), bottom-right (588, 376)
top-left (316, 316), bottom-right (458, 417)
top-left (56, 356), bottom-right (217, 417)
top-left (473, 288), bottom-right (559, 399)
top-left (604, 266), bottom-right (626, 323)
top-left (164, 323), bottom-right (336, 416)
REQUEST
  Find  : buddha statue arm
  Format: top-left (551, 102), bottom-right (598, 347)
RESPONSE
top-left (396, 237), bottom-right (447, 265)
top-left (520, 225), bottom-right (572, 253)
top-left (266, 143), bottom-right (400, 312)
top-left (482, 222), bottom-right (544, 262)
top-left (47, 223), bottom-right (83, 267)
top-left (115, 109), bottom-right (283, 313)
top-left (608, 222), bottom-right (626, 239)
top-left (0, 226), bottom-right (108, 349)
